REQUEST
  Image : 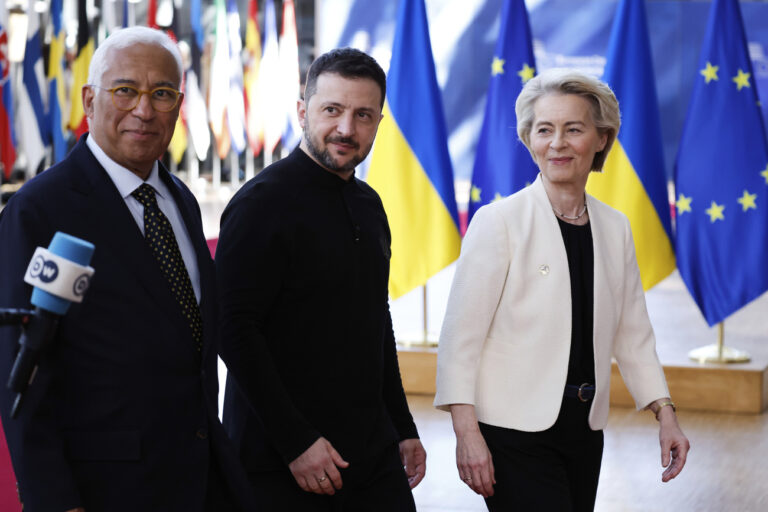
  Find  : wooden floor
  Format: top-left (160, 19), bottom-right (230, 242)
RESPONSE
top-left (407, 394), bottom-right (768, 512)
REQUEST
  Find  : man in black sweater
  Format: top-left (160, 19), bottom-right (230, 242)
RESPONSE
top-left (216, 48), bottom-right (426, 510)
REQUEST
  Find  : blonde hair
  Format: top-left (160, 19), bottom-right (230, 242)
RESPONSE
top-left (515, 68), bottom-right (621, 172)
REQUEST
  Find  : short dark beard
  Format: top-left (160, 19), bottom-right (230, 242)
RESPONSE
top-left (303, 117), bottom-right (364, 173)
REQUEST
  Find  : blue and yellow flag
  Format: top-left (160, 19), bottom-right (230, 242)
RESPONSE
top-left (68, 0), bottom-right (93, 139)
top-left (48, 0), bottom-right (67, 163)
top-left (468, 0), bottom-right (538, 224)
top-left (367, 0), bottom-right (460, 299)
top-left (587, 0), bottom-right (675, 291)
top-left (675, 0), bottom-right (768, 325)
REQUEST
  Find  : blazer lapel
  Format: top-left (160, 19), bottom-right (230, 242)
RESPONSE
top-left (70, 138), bottom-right (200, 362)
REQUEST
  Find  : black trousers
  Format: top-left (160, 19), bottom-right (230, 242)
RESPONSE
top-left (480, 396), bottom-right (604, 512)
top-left (205, 453), bottom-right (241, 512)
top-left (247, 442), bottom-right (416, 511)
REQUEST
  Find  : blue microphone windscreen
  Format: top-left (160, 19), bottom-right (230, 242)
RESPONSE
top-left (31, 232), bottom-right (95, 315)
top-left (48, 232), bottom-right (95, 266)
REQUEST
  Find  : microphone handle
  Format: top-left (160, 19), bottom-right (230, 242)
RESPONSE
top-left (7, 309), bottom-right (60, 395)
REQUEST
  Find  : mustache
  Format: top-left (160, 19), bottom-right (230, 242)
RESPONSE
top-left (325, 136), bottom-right (359, 149)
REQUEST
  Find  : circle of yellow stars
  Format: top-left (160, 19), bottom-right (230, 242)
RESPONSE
top-left (676, 63), bottom-right (766, 224)
top-left (676, 163), bottom-right (767, 223)
top-left (132, 183), bottom-right (203, 354)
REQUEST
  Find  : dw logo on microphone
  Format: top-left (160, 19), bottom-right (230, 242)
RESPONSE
top-left (73, 274), bottom-right (91, 297)
top-left (29, 255), bottom-right (60, 283)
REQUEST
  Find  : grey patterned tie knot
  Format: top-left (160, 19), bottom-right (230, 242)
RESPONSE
top-left (132, 183), bottom-right (203, 355)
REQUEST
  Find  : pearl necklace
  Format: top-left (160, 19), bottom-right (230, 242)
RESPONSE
top-left (552, 200), bottom-right (588, 220)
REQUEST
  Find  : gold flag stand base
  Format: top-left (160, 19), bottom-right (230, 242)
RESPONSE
top-left (688, 323), bottom-right (751, 364)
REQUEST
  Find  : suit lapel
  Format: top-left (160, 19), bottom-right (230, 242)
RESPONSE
top-left (70, 138), bottom-right (200, 362)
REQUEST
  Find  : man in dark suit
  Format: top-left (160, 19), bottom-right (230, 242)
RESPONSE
top-left (216, 48), bottom-right (426, 511)
top-left (0, 27), bottom-right (253, 512)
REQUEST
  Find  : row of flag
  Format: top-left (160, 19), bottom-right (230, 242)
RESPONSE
top-left (376, 0), bottom-right (766, 328)
top-left (1, 0), bottom-right (764, 325)
top-left (0, 0), bottom-right (301, 181)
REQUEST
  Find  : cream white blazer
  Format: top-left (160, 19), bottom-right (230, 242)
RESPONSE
top-left (434, 175), bottom-right (669, 431)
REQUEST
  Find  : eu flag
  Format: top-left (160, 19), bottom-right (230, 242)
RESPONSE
top-left (587, 0), bottom-right (675, 291)
top-left (675, 0), bottom-right (768, 325)
top-left (468, 0), bottom-right (538, 224)
top-left (367, 0), bottom-right (461, 299)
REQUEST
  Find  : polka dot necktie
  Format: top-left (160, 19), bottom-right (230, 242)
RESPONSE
top-left (132, 183), bottom-right (203, 355)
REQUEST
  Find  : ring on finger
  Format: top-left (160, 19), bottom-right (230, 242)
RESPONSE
top-left (463, 476), bottom-right (472, 482)
top-left (317, 475), bottom-right (327, 483)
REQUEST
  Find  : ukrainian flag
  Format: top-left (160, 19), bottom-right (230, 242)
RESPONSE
top-left (48, 0), bottom-right (67, 163)
top-left (367, 0), bottom-right (460, 299)
top-left (586, 0), bottom-right (675, 291)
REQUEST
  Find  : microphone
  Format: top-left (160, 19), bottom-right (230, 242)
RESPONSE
top-left (7, 232), bottom-right (95, 418)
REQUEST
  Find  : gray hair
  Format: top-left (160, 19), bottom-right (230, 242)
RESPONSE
top-left (87, 26), bottom-right (183, 87)
top-left (515, 68), bottom-right (621, 172)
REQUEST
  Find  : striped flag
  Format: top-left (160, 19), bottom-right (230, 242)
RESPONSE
top-left (367, 0), bottom-right (461, 299)
top-left (586, 0), bottom-right (675, 290)
top-left (226, 0), bottom-right (246, 154)
top-left (259, 0), bottom-right (281, 154)
top-left (0, 4), bottom-right (16, 179)
top-left (164, 5), bottom-right (188, 165)
top-left (48, 0), bottom-right (68, 163)
top-left (468, 0), bottom-right (538, 225)
top-left (279, 0), bottom-right (301, 151)
top-left (244, 0), bottom-right (263, 156)
top-left (209, 0), bottom-right (231, 159)
top-left (68, 0), bottom-right (93, 139)
top-left (17, 4), bottom-right (47, 177)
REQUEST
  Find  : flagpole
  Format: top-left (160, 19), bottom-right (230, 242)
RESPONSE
top-left (230, 152), bottom-right (240, 188)
top-left (213, 152), bottom-right (222, 190)
top-left (245, 150), bottom-right (254, 181)
top-left (397, 284), bottom-right (437, 348)
top-left (422, 284), bottom-right (429, 344)
top-left (187, 144), bottom-right (199, 184)
top-left (688, 321), bottom-right (750, 364)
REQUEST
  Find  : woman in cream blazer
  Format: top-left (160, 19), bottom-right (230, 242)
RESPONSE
top-left (434, 69), bottom-right (689, 511)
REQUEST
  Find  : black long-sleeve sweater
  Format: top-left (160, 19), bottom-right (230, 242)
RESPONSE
top-left (216, 147), bottom-right (418, 471)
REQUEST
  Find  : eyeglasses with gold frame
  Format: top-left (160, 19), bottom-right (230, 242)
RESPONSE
top-left (90, 84), bottom-right (183, 113)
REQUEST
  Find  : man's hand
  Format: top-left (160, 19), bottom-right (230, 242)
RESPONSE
top-left (399, 438), bottom-right (426, 489)
top-left (288, 437), bottom-right (349, 495)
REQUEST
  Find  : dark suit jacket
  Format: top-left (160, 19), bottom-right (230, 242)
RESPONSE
top-left (0, 136), bottom-right (254, 512)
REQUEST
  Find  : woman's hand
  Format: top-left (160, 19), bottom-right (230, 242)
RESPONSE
top-left (650, 400), bottom-right (690, 482)
top-left (450, 404), bottom-right (496, 497)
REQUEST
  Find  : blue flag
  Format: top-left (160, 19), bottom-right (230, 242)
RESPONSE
top-left (675, 0), bottom-right (768, 325)
top-left (468, 0), bottom-right (538, 224)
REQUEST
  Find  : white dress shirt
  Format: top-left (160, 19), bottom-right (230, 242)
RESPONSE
top-left (86, 136), bottom-right (201, 303)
